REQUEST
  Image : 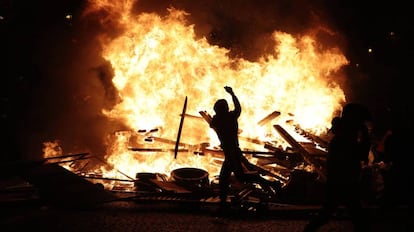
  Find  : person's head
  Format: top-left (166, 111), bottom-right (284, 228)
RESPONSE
top-left (341, 103), bottom-right (371, 123)
top-left (214, 99), bottom-right (229, 114)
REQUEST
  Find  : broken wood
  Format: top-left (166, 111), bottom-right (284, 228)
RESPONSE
top-left (151, 136), bottom-right (192, 147)
top-left (198, 111), bottom-right (212, 124)
top-left (202, 147), bottom-right (280, 156)
top-left (241, 150), bottom-right (280, 155)
top-left (175, 96), bottom-right (187, 159)
top-left (44, 152), bottom-right (90, 161)
top-left (181, 113), bottom-right (203, 120)
top-left (92, 156), bottom-right (135, 180)
top-left (239, 136), bottom-right (265, 145)
top-left (294, 125), bottom-right (329, 149)
top-left (81, 176), bottom-right (134, 182)
top-left (129, 147), bottom-right (189, 153)
top-left (51, 157), bottom-right (91, 165)
top-left (258, 111), bottom-right (281, 126)
top-left (240, 155), bottom-right (290, 184)
top-left (273, 124), bottom-right (326, 182)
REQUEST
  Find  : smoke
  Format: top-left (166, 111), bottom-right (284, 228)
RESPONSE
top-left (7, 0), bottom-right (350, 160)
top-left (9, 0), bottom-right (127, 159)
top-left (133, 0), bottom-right (336, 60)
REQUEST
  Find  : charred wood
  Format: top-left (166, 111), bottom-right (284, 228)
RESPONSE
top-left (294, 125), bottom-right (329, 150)
top-left (174, 96), bottom-right (187, 159)
top-left (273, 124), bottom-right (326, 182)
top-left (239, 136), bottom-right (265, 145)
top-left (129, 147), bottom-right (189, 153)
top-left (151, 136), bottom-right (192, 147)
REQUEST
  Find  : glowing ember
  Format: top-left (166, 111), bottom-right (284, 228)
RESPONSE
top-left (43, 0), bottom-right (348, 181)
top-left (43, 140), bottom-right (63, 158)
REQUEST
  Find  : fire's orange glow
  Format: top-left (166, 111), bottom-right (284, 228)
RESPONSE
top-left (43, 140), bottom-right (63, 158)
top-left (44, 1), bottom-right (348, 181)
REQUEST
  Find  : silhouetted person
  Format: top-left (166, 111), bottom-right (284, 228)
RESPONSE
top-left (379, 128), bottom-right (413, 208)
top-left (210, 86), bottom-right (280, 214)
top-left (373, 129), bottom-right (394, 207)
top-left (304, 103), bottom-right (372, 232)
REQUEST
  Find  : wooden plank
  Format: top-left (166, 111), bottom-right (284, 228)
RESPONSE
top-left (258, 111), bottom-right (281, 126)
top-left (294, 125), bottom-right (329, 149)
top-left (129, 147), bottom-right (189, 153)
top-left (151, 137), bottom-right (191, 147)
top-left (181, 113), bottom-right (203, 120)
top-left (174, 96), bottom-right (187, 159)
top-left (198, 111), bottom-right (212, 124)
top-left (273, 124), bottom-right (326, 182)
top-left (239, 136), bottom-right (265, 145)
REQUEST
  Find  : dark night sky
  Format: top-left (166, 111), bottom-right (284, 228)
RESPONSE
top-left (0, 0), bottom-right (411, 161)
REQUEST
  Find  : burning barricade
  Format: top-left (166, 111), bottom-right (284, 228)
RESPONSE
top-left (36, 105), bottom-right (330, 209)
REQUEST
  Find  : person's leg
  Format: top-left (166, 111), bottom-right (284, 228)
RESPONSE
top-left (346, 189), bottom-right (369, 232)
top-left (235, 152), bottom-right (281, 199)
top-left (303, 185), bottom-right (337, 232)
top-left (219, 160), bottom-right (232, 208)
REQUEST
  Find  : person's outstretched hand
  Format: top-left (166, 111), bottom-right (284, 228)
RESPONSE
top-left (224, 86), bottom-right (233, 94)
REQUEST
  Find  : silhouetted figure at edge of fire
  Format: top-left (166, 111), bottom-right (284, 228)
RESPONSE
top-left (303, 103), bottom-right (372, 232)
top-left (209, 86), bottom-right (281, 215)
top-left (376, 127), bottom-right (413, 209)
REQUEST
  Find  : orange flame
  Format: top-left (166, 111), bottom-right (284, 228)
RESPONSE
top-left (44, 1), bottom-right (348, 180)
top-left (42, 140), bottom-right (63, 158)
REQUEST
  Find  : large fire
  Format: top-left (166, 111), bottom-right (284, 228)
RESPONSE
top-left (43, 0), bottom-right (347, 182)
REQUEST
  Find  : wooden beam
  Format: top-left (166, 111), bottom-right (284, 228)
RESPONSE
top-left (273, 124), bottom-right (326, 182)
top-left (258, 111), bottom-right (281, 126)
top-left (174, 96), bottom-right (187, 159)
top-left (198, 111), bottom-right (212, 124)
top-left (129, 147), bottom-right (189, 153)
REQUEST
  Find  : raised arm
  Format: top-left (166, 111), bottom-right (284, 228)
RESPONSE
top-left (224, 86), bottom-right (241, 117)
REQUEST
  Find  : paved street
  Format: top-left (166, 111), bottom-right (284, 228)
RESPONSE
top-left (0, 163), bottom-right (412, 232)
top-left (1, 199), bottom-right (411, 232)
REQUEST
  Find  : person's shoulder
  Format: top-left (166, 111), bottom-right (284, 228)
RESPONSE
top-left (229, 110), bottom-right (240, 116)
top-left (330, 117), bottom-right (343, 134)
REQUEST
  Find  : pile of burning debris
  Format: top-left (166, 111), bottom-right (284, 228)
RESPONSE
top-left (0, 119), bottom-right (330, 210)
